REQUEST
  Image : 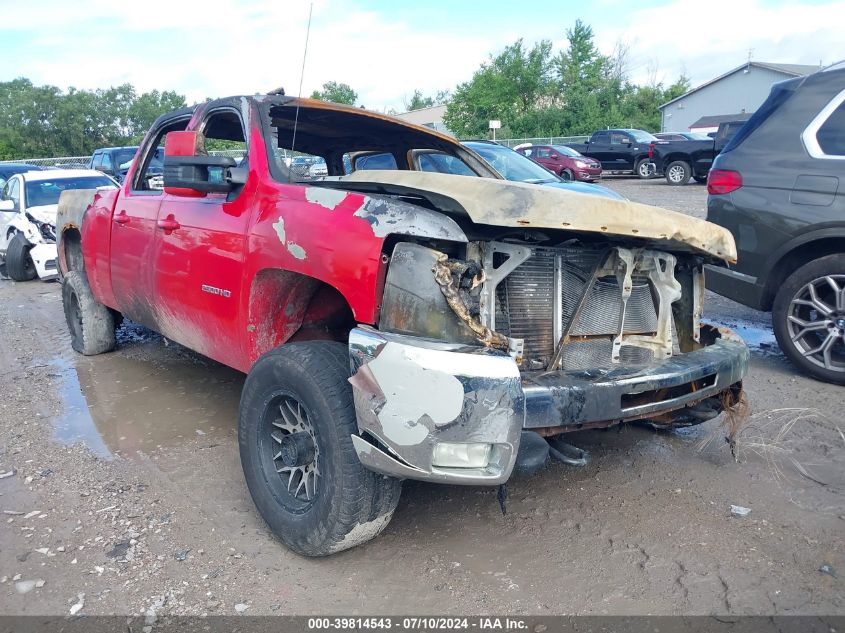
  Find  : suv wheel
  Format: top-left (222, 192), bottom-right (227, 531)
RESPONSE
top-left (665, 161), bottom-right (691, 185)
top-left (635, 158), bottom-right (653, 179)
top-left (6, 232), bottom-right (37, 281)
top-left (239, 341), bottom-right (402, 556)
top-left (773, 255), bottom-right (845, 385)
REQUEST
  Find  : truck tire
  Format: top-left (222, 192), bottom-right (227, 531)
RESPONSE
top-left (6, 232), bottom-right (37, 281)
top-left (635, 158), bottom-right (653, 179)
top-left (665, 160), bottom-right (691, 185)
top-left (239, 341), bottom-right (402, 556)
top-left (62, 270), bottom-right (116, 355)
top-left (772, 254), bottom-right (845, 385)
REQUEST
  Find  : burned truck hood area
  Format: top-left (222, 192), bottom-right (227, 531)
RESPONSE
top-left (338, 170), bottom-right (736, 263)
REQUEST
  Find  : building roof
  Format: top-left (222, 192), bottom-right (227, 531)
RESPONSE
top-left (689, 113), bottom-right (753, 129)
top-left (659, 61), bottom-right (821, 110)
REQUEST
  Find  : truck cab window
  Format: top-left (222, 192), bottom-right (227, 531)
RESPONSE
top-left (611, 133), bottom-right (630, 145)
top-left (201, 110), bottom-right (248, 191)
top-left (133, 118), bottom-right (190, 192)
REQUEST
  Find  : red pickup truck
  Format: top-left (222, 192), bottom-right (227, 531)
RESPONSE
top-left (56, 95), bottom-right (748, 556)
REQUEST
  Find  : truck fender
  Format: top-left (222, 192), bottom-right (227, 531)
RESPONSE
top-left (56, 189), bottom-right (99, 276)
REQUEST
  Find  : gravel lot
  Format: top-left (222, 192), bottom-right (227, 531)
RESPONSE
top-left (0, 179), bottom-right (842, 617)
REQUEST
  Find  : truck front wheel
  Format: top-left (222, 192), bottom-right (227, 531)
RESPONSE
top-left (62, 271), bottom-right (116, 355)
top-left (665, 161), bottom-right (691, 185)
top-left (239, 341), bottom-right (402, 556)
top-left (635, 158), bottom-right (653, 179)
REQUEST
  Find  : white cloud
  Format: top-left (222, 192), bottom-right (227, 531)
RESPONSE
top-left (1, 0), bottom-right (498, 110)
top-left (594, 0), bottom-right (844, 87)
top-left (3, 0), bottom-right (841, 110)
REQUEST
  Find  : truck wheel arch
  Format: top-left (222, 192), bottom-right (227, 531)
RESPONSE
top-left (246, 268), bottom-right (356, 366)
top-left (59, 227), bottom-right (84, 277)
top-left (56, 189), bottom-right (100, 278)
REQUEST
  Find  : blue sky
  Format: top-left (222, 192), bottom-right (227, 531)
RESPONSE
top-left (0, 0), bottom-right (841, 110)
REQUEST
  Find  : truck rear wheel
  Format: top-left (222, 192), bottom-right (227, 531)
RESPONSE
top-left (6, 233), bottom-right (37, 281)
top-left (62, 271), bottom-right (116, 355)
top-left (665, 161), bottom-right (691, 185)
top-left (239, 341), bottom-right (402, 556)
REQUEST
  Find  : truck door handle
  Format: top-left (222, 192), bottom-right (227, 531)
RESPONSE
top-left (157, 216), bottom-right (181, 232)
top-left (114, 210), bottom-right (130, 225)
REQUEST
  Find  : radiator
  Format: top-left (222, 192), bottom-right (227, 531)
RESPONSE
top-left (496, 246), bottom-right (660, 371)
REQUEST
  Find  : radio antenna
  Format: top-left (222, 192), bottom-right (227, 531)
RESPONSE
top-left (288, 2), bottom-right (313, 183)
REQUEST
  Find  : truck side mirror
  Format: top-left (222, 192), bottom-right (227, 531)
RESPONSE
top-left (163, 131), bottom-right (246, 197)
top-left (0, 199), bottom-right (15, 212)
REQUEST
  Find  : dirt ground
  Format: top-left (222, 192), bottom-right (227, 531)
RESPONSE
top-left (0, 178), bottom-right (843, 617)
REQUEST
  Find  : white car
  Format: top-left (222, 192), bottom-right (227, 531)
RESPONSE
top-left (0, 169), bottom-right (117, 281)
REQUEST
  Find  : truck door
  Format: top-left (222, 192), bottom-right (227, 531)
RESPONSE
top-left (152, 106), bottom-right (253, 369)
top-left (610, 132), bottom-right (635, 170)
top-left (587, 132), bottom-right (611, 168)
top-left (110, 117), bottom-right (191, 327)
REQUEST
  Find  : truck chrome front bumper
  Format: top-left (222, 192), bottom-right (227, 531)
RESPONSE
top-left (348, 324), bottom-right (748, 485)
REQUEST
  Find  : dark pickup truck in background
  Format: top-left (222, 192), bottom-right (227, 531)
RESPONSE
top-left (650, 120), bottom-right (748, 185)
top-left (565, 129), bottom-right (658, 178)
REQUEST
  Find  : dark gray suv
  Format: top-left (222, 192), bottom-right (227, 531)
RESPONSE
top-left (706, 63), bottom-right (845, 384)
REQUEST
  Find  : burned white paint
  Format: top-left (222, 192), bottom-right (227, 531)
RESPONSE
top-left (352, 197), bottom-right (468, 242)
top-left (272, 216), bottom-right (308, 260)
top-left (305, 187), bottom-right (348, 210)
top-left (364, 342), bottom-right (465, 444)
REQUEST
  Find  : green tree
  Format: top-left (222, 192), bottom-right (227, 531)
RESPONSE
top-left (310, 81), bottom-right (357, 105)
top-left (405, 90), bottom-right (433, 111)
top-left (0, 78), bottom-right (187, 159)
top-left (444, 38), bottom-right (553, 138)
top-left (404, 89), bottom-right (450, 111)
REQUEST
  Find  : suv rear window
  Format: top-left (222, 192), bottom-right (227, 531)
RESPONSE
top-left (721, 85), bottom-right (793, 154)
top-left (816, 101), bottom-right (845, 155)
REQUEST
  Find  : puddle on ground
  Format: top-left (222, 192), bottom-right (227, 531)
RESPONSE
top-left (704, 317), bottom-right (781, 356)
top-left (49, 344), bottom-right (243, 460)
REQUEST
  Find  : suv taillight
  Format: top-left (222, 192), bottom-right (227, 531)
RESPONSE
top-left (648, 142), bottom-right (654, 158)
top-left (707, 169), bottom-right (742, 195)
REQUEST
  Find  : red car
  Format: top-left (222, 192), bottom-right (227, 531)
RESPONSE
top-left (516, 144), bottom-right (602, 182)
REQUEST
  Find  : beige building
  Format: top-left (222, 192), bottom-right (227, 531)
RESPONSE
top-left (393, 104), bottom-right (451, 134)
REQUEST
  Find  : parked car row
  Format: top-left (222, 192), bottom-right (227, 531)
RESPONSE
top-left (0, 170), bottom-right (117, 280)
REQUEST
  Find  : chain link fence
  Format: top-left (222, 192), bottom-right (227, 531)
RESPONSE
top-left (0, 156), bottom-right (90, 167)
top-left (496, 136), bottom-right (589, 148)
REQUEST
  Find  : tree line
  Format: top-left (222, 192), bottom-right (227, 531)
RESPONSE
top-left (0, 78), bottom-right (186, 160)
top-left (0, 20), bottom-right (689, 159)
top-left (310, 21), bottom-right (689, 139)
